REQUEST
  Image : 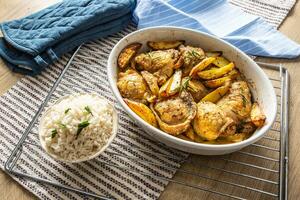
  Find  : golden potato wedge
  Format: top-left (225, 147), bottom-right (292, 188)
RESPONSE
top-left (203, 69), bottom-right (239, 88)
top-left (205, 51), bottom-right (222, 57)
top-left (124, 99), bottom-right (157, 127)
top-left (197, 62), bottom-right (235, 80)
top-left (158, 77), bottom-right (171, 97)
top-left (201, 82), bottom-right (230, 103)
top-left (159, 69), bottom-right (182, 97)
top-left (250, 102), bottom-right (266, 127)
top-left (189, 57), bottom-right (216, 77)
top-left (147, 40), bottom-right (185, 50)
top-left (118, 43), bottom-right (142, 68)
top-left (213, 56), bottom-right (230, 68)
top-left (168, 69), bottom-right (182, 94)
top-left (141, 71), bottom-right (159, 96)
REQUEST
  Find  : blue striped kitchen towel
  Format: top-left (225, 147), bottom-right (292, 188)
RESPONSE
top-left (134, 0), bottom-right (300, 59)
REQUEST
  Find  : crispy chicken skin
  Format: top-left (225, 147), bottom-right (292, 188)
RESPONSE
top-left (135, 49), bottom-right (180, 73)
top-left (154, 97), bottom-right (189, 125)
top-left (193, 101), bottom-right (236, 140)
top-left (117, 69), bottom-right (148, 102)
top-left (141, 71), bottom-right (159, 96)
top-left (217, 81), bottom-right (252, 121)
top-left (179, 45), bottom-right (205, 76)
top-left (135, 49), bottom-right (181, 85)
top-left (151, 91), bottom-right (197, 135)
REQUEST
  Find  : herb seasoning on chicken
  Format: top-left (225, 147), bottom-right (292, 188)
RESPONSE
top-left (116, 41), bottom-right (266, 144)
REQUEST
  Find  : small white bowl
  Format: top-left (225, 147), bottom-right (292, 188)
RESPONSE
top-left (39, 93), bottom-right (118, 163)
top-left (107, 27), bottom-right (277, 155)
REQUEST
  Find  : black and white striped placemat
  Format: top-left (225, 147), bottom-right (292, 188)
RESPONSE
top-left (0, 0), bottom-right (296, 199)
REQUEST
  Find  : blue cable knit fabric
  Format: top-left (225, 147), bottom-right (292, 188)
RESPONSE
top-left (0, 0), bottom-right (136, 75)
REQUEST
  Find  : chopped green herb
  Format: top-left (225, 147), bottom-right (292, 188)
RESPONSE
top-left (51, 129), bottom-right (57, 138)
top-left (187, 50), bottom-right (202, 59)
top-left (180, 76), bottom-right (191, 92)
top-left (59, 123), bottom-right (66, 128)
top-left (241, 95), bottom-right (248, 107)
top-left (191, 50), bottom-right (201, 58)
top-left (76, 120), bottom-right (90, 138)
top-left (84, 106), bottom-right (93, 116)
top-left (65, 108), bottom-right (71, 114)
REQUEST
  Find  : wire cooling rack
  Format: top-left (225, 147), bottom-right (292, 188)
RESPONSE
top-left (4, 44), bottom-right (289, 200)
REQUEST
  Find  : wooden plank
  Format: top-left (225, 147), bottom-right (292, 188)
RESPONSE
top-left (0, 0), bottom-right (299, 199)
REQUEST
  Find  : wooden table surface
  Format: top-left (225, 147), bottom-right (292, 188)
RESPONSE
top-left (0, 0), bottom-right (299, 199)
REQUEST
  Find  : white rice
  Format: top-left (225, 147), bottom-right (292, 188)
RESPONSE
top-left (39, 93), bottom-right (115, 161)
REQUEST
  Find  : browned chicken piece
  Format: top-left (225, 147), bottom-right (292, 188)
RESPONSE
top-left (250, 102), bottom-right (266, 127)
top-left (141, 71), bottom-right (159, 96)
top-left (135, 49), bottom-right (180, 73)
top-left (193, 101), bottom-right (236, 140)
top-left (179, 45), bottom-right (205, 76)
top-left (117, 69), bottom-right (149, 103)
top-left (150, 91), bottom-right (197, 135)
top-left (217, 81), bottom-right (252, 122)
top-left (135, 49), bottom-right (182, 85)
top-left (118, 43), bottom-right (142, 69)
top-left (238, 120), bottom-right (256, 135)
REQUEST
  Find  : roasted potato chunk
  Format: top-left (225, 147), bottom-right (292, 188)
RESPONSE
top-left (118, 43), bottom-right (142, 68)
top-left (159, 69), bottom-right (182, 97)
top-left (124, 99), bottom-right (157, 127)
top-left (250, 103), bottom-right (266, 127)
top-left (205, 51), bottom-right (222, 57)
top-left (213, 56), bottom-right (230, 68)
top-left (147, 40), bottom-right (185, 50)
top-left (203, 69), bottom-right (239, 88)
top-left (189, 57), bottom-right (216, 77)
top-left (201, 82), bottom-right (230, 103)
top-left (198, 62), bottom-right (235, 80)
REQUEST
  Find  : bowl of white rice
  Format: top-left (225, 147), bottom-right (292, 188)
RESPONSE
top-left (38, 93), bottom-right (118, 163)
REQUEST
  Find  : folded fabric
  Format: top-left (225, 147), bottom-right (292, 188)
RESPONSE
top-left (133, 0), bottom-right (300, 59)
top-left (0, 0), bottom-right (136, 75)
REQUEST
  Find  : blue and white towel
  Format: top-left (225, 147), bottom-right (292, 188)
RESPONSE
top-left (134, 0), bottom-right (300, 58)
